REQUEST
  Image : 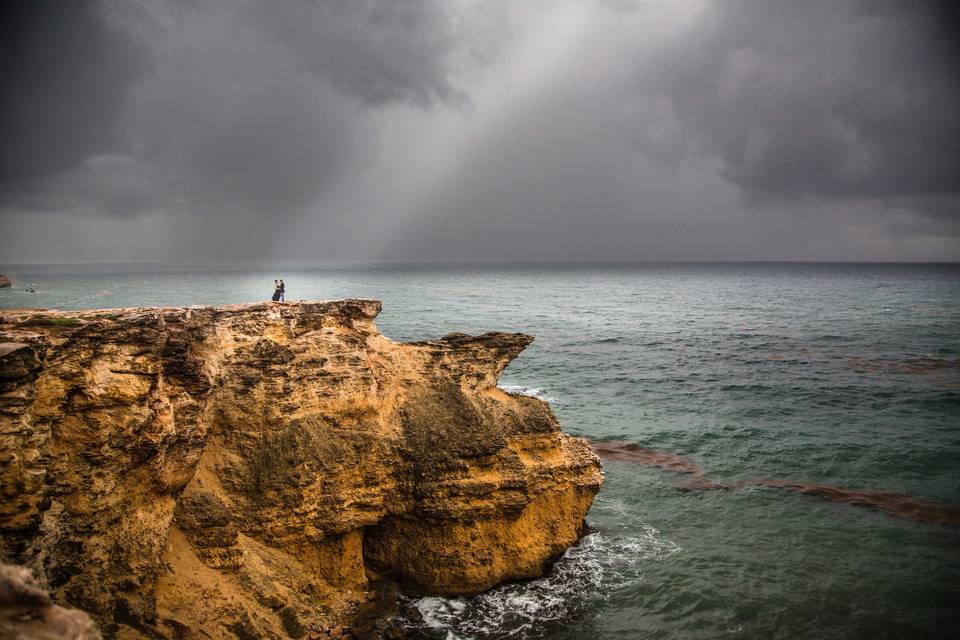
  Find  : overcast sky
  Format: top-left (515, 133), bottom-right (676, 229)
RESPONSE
top-left (2, 0), bottom-right (958, 263)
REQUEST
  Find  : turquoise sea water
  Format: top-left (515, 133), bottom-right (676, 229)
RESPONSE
top-left (2, 262), bottom-right (959, 639)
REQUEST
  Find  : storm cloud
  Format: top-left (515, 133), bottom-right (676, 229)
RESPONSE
top-left (0, 1), bottom-right (146, 185)
top-left (1, 0), bottom-right (958, 262)
top-left (1, 0), bottom-right (464, 220)
top-left (645, 0), bottom-right (960, 206)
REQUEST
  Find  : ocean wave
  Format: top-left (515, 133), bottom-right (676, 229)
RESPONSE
top-left (399, 523), bottom-right (679, 638)
top-left (499, 385), bottom-right (557, 404)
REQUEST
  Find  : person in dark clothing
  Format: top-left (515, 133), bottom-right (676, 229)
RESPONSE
top-left (271, 279), bottom-right (281, 301)
top-left (279, 280), bottom-right (285, 302)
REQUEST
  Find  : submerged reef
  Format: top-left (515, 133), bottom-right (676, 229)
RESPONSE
top-left (0, 300), bottom-right (602, 638)
top-left (591, 440), bottom-right (960, 525)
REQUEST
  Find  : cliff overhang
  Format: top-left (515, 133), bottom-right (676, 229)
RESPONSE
top-left (0, 300), bottom-right (602, 638)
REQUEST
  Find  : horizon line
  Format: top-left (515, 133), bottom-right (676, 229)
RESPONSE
top-left (2, 258), bottom-right (960, 269)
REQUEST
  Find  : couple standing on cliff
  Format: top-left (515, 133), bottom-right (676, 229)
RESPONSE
top-left (271, 279), bottom-right (285, 302)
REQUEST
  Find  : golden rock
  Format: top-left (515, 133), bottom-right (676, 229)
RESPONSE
top-left (0, 300), bottom-right (602, 638)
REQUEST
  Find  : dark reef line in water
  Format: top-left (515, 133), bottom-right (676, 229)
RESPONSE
top-left (590, 440), bottom-right (960, 526)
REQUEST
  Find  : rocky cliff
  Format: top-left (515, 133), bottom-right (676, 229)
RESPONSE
top-left (0, 300), bottom-right (602, 638)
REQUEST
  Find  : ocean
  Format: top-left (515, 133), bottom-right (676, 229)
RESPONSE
top-left (2, 262), bottom-right (959, 639)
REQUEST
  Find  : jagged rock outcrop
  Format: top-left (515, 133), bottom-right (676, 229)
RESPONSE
top-left (0, 300), bottom-right (602, 638)
top-left (0, 562), bottom-right (101, 639)
top-left (0, 275), bottom-right (11, 288)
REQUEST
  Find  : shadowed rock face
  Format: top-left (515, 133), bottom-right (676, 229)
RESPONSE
top-left (0, 301), bottom-right (602, 638)
top-left (0, 563), bottom-right (101, 640)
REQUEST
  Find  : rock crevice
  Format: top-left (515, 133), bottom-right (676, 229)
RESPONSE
top-left (0, 300), bottom-right (602, 638)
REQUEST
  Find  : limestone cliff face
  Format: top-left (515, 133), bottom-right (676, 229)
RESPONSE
top-left (0, 301), bottom-right (602, 638)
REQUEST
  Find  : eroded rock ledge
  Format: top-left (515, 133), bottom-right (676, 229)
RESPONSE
top-left (0, 300), bottom-right (602, 638)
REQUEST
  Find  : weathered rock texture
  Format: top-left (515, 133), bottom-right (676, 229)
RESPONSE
top-left (0, 301), bottom-right (602, 638)
top-left (0, 562), bottom-right (102, 640)
top-left (0, 275), bottom-right (11, 288)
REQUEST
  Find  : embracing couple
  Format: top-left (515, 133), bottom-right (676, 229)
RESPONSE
top-left (271, 279), bottom-right (285, 302)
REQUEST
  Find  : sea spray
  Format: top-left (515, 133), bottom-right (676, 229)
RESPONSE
top-left (398, 497), bottom-right (680, 638)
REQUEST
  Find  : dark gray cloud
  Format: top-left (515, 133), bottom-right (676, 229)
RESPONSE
top-left (639, 0), bottom-right (960, 208)
top-left (0, 1), bottom-right (146, 183)
top-left (1, 0), bottom-right (957, 263)
top-left (259, 0), bottom-right (464, 107)
top-left (0, 0), bottom-right (462, 221)
top-left (347, 0), bottom-right (959, 262)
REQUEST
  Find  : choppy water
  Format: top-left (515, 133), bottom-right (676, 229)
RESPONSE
top-left (2, 262), bottom-right (959, 639)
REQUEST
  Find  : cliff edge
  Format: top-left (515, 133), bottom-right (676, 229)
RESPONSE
top-left (0, 300), bottom-right (602, 638)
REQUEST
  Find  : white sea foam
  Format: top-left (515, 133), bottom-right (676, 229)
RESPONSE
top-left (499, 384), bottom-right (557, 404)
top-left (403, 517), bottom-right (680, 638)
